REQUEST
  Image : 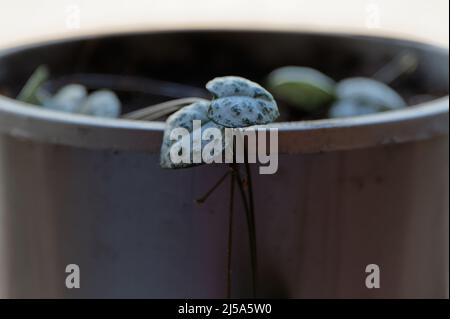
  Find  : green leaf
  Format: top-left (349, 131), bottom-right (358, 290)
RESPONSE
top-left (206, 76), bottom-right (279, 127)
top-left (266, 66), bottom-right (336, 112)
top-left (16, 65), bottom-right (49, 105)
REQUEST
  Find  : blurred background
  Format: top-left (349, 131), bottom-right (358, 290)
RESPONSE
top-left (0, 0), bottom-right (448, 50)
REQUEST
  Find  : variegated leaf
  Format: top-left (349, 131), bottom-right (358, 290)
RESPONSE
top-left (160, 100), bottom-right (228, 169)
top-left (43, 84), bottom-right (87, 113)
top-left (329, 77), bottom-right (406, 118)
top-left (80, 90), bottom-right (121, 118)
top-left (206, 76), bottom-right (279, 127)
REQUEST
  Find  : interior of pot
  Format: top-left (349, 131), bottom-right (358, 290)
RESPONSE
top-left (0, 30), bottom-right (448, 122)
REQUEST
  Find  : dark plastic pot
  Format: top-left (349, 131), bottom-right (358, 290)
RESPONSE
top-left (0, 30), bottom-right (448, 298)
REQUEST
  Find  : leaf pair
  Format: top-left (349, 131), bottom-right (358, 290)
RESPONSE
top-left (17, 66), bottom-right (122, 118)
top-left (44, 84), bottom-right (121, 118)
top-left (267, 66), bottom-right (406, 117)
top-left (160, 76), bottom-right (279, 169)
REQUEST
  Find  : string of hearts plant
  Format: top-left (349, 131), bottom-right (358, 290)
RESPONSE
top-left (14, 50), bottom-right (420, 299)
top-left (17, 54), bottom-right (415, 298)
top-left (158, 76), bottom-right (279, 298)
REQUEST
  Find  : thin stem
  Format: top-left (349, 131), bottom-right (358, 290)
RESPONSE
top-left (195, 170), bottom-right (231, 204)
top-left (122, 97), bottom-right (207, 121)
top-left (232, 164), bottom-right (256, 297)
top-left (226, 169), bottom-right (235, 298)
top-left (372, 51), bottom-right (418, 85)
top-left (244, 161), bottom-right (257, 295)
top-left (44, 73), bottom-right (208, 99)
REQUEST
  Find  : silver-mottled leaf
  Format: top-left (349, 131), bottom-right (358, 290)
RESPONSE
top-left (335, 77), bottom-right (406, 110)
top-left (267, 66), bottom-right (336, 112)
top-left (329, 77), bottom-right (407, 118)
top-left (160, 100), bottom-right (228, 169)
top-left (328, 100), bottom-right (381, 118)
top-left (43, 84), bottom-right (87, 113)
top-left (206, 76), bottom-right (279, 127)
top-left (80, 90), bottom-right (121, 118)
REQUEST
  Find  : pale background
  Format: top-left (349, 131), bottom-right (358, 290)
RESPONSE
top-left (0, 0), bottom-right (449, 50)
top-left (0, 0), bottom-right (448, 298)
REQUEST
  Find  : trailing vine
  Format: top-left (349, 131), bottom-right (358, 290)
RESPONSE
top-left (159, 76), bottom-right (279, 298)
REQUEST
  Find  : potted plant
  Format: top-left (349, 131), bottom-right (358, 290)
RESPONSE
top-left (0, 30), bottom-right (448, 298)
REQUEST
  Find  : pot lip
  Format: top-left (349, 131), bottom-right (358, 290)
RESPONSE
top-left (0, 29), bottom-right (448, 154)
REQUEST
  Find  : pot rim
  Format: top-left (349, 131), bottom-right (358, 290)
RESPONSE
top-left (0, 29), bottom-right (448, 154)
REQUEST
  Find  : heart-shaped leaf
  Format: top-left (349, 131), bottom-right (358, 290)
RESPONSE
top-left (266, 66), bottom-right (336, 112)
top-left (329, 77), bottom-right (406, 118)
top-left (160, 100), bottom-right (228, 169)
top-left (206, 76), bottom-right (279, 127)
top-left (80, 90), bottom-right (121, 118)
top-left (43, 84), bottom-right (87, 113)
top-left (328, 100), bottom-right (382, 118)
